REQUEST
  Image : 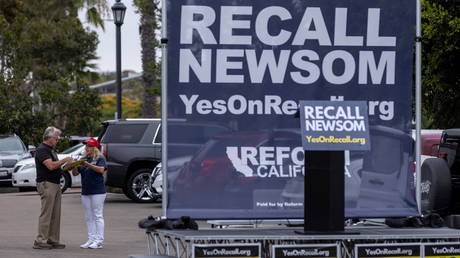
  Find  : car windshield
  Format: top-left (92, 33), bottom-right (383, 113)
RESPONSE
top-left (0, 137), bottom-right (24, 153)
top-left (61, 143), bottom-right (83, 154)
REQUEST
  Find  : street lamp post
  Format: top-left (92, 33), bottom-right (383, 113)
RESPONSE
top-left (112, 0), bottom-right (126, 119)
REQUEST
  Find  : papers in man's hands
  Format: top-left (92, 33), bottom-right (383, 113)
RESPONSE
top-left (61, 160), bottom-right (85, 171)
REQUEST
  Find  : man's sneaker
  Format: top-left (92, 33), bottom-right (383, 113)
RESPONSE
top-left (88, 241), bottom-right (103, 249)
top-left (80, 240), bottom-right (93, 249)
top-left (48, 242), bottom-right (66, 249)
top-left (33, 241), bottom-right (52, 249)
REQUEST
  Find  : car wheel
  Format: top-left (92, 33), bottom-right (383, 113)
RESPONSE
top-left (126, 168), bottom-right (159, 203)
top-left (421, 157), bottom-right (451, 215)
top-left (60, 172), bottom-right (71, 193)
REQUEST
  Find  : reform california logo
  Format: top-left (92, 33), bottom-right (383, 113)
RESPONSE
top-left (225, 146), bottom-right (304, 178)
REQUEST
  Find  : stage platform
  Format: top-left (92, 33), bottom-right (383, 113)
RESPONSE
top-left (147, 225), bottom-right (460, 258)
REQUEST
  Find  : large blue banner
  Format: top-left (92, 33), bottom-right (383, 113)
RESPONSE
top-left (165, 0), bottom-right (417, 219)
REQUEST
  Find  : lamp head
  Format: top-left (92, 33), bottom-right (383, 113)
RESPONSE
top-left (112, 0), bottom-right (127, 26)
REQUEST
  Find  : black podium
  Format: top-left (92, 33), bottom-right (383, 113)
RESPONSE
top-left (296, 150), bottom-right (358, 234)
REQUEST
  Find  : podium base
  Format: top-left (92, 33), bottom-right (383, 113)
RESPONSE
top-left (294, 229), bottom-right (360, 235)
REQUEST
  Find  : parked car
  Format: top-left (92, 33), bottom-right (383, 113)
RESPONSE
top-left (151, 163), bottom-right (162, 198)
top-left (421, 129), bottom-right (460, 217)
top-left (421, 131), bottom-right (443, 156)
top-left (149, 155), bottom-right (193, 199)
top-left (0, 134), bottom-right (35, 187)
top-left (98, 118), bottom-right (231, 203)
top-left (66, 136), bottom-right (92, 148)
top-left (412, 129), bottom-right (443, 156)
top-left (12, 143), bottom-right (85, 192)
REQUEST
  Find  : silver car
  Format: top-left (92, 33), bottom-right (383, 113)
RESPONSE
top-left (0, 135), bottom-right (34, 187)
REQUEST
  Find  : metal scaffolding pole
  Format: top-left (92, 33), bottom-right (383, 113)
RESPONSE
top-left (415, 0), bottom-right (422, 213)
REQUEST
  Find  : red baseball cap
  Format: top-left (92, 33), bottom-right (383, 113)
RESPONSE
top-left (84, 137), bottom-right (100, 148)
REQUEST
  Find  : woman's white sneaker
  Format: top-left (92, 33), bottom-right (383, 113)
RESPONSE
top-left (88, 241), bottom-right (103, 249)
top-left (80, 240), bottom-right (93, 249)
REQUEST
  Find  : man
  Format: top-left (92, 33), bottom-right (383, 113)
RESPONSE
top-left (33, 127), bottom-right (73, 250)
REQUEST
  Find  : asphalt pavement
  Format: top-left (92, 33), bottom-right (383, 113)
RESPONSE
top-left (0, 188), bottom-right (163, 258)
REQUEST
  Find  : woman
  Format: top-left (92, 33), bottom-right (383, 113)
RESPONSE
top-left (72, 137), bottom-right (107, 249)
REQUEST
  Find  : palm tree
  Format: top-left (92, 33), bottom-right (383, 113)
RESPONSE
top-left (134, 0), bottom-right (161, 118)
top-left (75, 0), bottom-right (109, 29)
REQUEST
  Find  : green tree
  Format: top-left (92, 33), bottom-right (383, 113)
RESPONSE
top-left (422, 0), bottom-right (460, 128)
top-left (100, 94), bottom-right (142, 121)
top-left (0, 0), bottom-right (103, 145)
top-left (133, 0), bottom-right (161, 118)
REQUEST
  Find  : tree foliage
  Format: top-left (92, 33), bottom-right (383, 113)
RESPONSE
top-left (0, 0), bottom-right (103, 146)
top-left (77, 0), bottom-right (109, 30)
top-left (100, 94), bottom-right (142, 122)
top-left (422, 0), bottom-right (460, 128)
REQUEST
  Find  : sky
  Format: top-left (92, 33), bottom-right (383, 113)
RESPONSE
top-left (81, 0), bottom-right (143, 73)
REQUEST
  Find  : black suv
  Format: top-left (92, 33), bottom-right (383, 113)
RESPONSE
top-left (99, 119), bottom-right (231, 202)
top-left (0, 135), bottom-right (34, 186)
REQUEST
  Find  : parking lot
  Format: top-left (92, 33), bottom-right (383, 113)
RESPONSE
top-left (0, 188), bottom-right (162, 258)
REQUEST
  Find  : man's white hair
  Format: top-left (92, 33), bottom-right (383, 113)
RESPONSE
top-left (43, 126), bottom-right (62, 141)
